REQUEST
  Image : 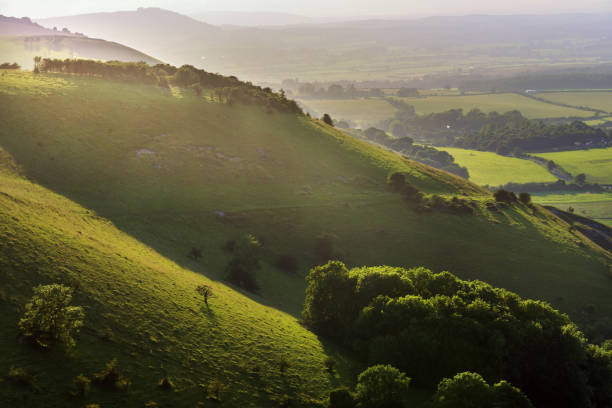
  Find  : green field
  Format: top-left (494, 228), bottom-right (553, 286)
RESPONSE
top-left (537, 92), bottom-right (612, 113)
top-left (532, 192), bottom-right (612, 227)
top-left (300, 93), bottom-right (597, 127)
top-left (1, 70), bottom-right (610, 406)
top-left (534, 147), bottom-right (612, 184)
top-left (396, 93), bottom-right (596, 119)
top-left (437, 147), bottom-right (558, 186)
top-left (300, 98), bottom-right (397, 126)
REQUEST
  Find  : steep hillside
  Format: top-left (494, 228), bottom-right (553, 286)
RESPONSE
top-left (0, 70), bottom-right (610, 332)
top-left (0, 147), bottom-right (360, 407)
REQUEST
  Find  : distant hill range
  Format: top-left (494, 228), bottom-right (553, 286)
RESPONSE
top-left (0, 14), bottom-right (161, 68)
top-left (34, 8), bottom-right (612, 83)
top-left (0, 15), bottom-right (85, 37)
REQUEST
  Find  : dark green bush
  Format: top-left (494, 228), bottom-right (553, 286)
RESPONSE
top-left (275, 254), bottom-right (299, 274)
top-left (72, 374), bottom-right (91, 397)
top-left (158, 376), bottom-right (175, 390)
top-left (355, 365), bottom-right (411, 408)
top-left (7, 366), bottom-right (35, 389)
top-left (92, 359), bottom-right (130, 391)
top-left (494, 189), bottom-right (517, 203)
top-left (328, 387), bottom-right (354, 408)
top-left (518, 192), bottom-right (532, 204)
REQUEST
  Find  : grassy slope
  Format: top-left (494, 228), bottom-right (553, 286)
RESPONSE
top-left (394, 93), bottom-right (596, 118)
top-left (537, 92), bottom-right (612, 113)
top-left (534, 148), bottom-right (612, 185)
top-left (0, 148), bottom-right (362, 407)
top-left (299, 98), bottom-right (397, 127)
top-left (438, 147), bottom-right (558, 186)
top-left (1, 71), bottom-right (611, 404)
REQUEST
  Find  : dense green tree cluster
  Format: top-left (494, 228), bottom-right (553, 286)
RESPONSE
top-left (35, 58), bottom-right (302, 113)
top-left (433, 372), bottom-right (533, 408)
top-left (303, 261), bottom-right (612, 408)
top-left (381, 107), bottom-right (611, 152)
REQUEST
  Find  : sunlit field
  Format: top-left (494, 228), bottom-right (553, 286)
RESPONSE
top-left (534, 147), bottom-right (612, 184)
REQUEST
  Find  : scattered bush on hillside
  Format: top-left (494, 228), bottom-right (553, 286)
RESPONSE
top-left (225, 234), bottom-right (261, 292)
top-left (493, 189), bottom-right (517, 203)
top-left (189, 247), bottom-right (203, 260)
top-left (388, 172), bottom-right (406, 193)
top-left (302, 261), bottom-right (612, 408)
top-left (18, 284), bottom-right (85, 349)
top-left (328, 387), bottom-right (355, 408)
top-left (275, 254), bottom-right (300, 274)
top-left (206, 379), bottom-right (226, 401)
top-left (432, 372), bottom-right (533, 408)
top-left (280, 394), bottom-right (293, 407)
top-left (195, 284), bottom-right (213, 307)
top-left (157, 376), bottom-right (175, 390)
top-left (324, 357), bottom-right (337, 373)
top-left (313, 233), bottom-right (342, 264)
top-left (355, 365), bottom-right (411, 408)
top-left (71, 374), bottom-right (91, 397)
top-left (518, 192), bottom-right (532, 205)
top-left (0, 62), bottom-right (20, 69)
top-left (92, 359), bottom-right (130, 391)
top-left (322, 113), bottom-right (334, 126)
top-left (7, 366), bottom-right (35, 389)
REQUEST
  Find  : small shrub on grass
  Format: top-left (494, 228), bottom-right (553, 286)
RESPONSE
top-left (71, 374), bottom-right (91, 397)
top-left (190, 247), bottom-right (203, 260)
top-left (144, 401), bottom-right (159, 408)
top-left (7, 366), bottom-right (35, 388)
top-left (19, 284), bottom-right (85, 349)
top-left (324, 357), bottom-right (337, 373)
top-left (158, 376), bottom-right (175, 390)
top-left (518, 192), bottom-right (532, 204)
top-left (92, 358), bottom-right (130, 391)
top-left (275, 254), bottom-right (299, 274)
top-left (494, 189), bottom-right (517, 204)
top-left (280, 394), bottom-right (293, 407)
top-left (328, 387), bottom-right (354, 408)
top-left (195, 284), bottom-right (213, 307)
top-left (388, 172), bottom-right (406, 193)
top-left (206, 379), bottom-right (227, 401)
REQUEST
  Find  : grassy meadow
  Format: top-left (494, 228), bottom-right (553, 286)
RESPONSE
top-left (394, 93), bottom-right (597, 118)
top-left (1, 70), bottom-right (611, 406)
top-left (534, 148), bottom-right (612, 185)
top-left (436, 147), bottom-right (558, 186)
top-left (536, 91), bottom-right (612, 113)
top-left (532, 192), bottom-right (612, 227)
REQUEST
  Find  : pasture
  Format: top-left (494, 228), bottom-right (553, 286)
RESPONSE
top-left (532, 192), bottom-right (612, 227)
top-left (437, 147), bottom-right (558, 186)
top-left (395, 93), bottom-right (597, 119)
top-left (536, 92), bottom-right (612, 113)
top-left (534, 147), bottom-right (612, 184)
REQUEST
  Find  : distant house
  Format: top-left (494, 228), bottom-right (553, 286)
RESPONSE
top-left (525, 90), bottom-right (537, 94)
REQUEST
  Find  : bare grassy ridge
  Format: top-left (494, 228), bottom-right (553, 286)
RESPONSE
top-left (0, 70), bottom-right (610, 406)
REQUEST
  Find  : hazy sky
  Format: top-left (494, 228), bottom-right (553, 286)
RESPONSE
top-left (2, 0), bottom-right (612, 19)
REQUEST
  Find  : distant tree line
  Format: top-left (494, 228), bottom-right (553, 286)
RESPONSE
top-left (486, 179), bottom-right (607, 194)
top-left (281, 80), bottom-right (387, 99)
top-left (36, 58), bottom-right (302, 114)
top-left (0, 62), bottom-right (20, 69)
top-left (379, 106), bottom-right (612, 153)
top-left (303, 261), bottom-right (612, 408)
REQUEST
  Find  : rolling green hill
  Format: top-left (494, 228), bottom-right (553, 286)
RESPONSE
top-left (0, 36), bottom-right (161, 69)
top-left (1, 70), bottom-right (611, 406)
